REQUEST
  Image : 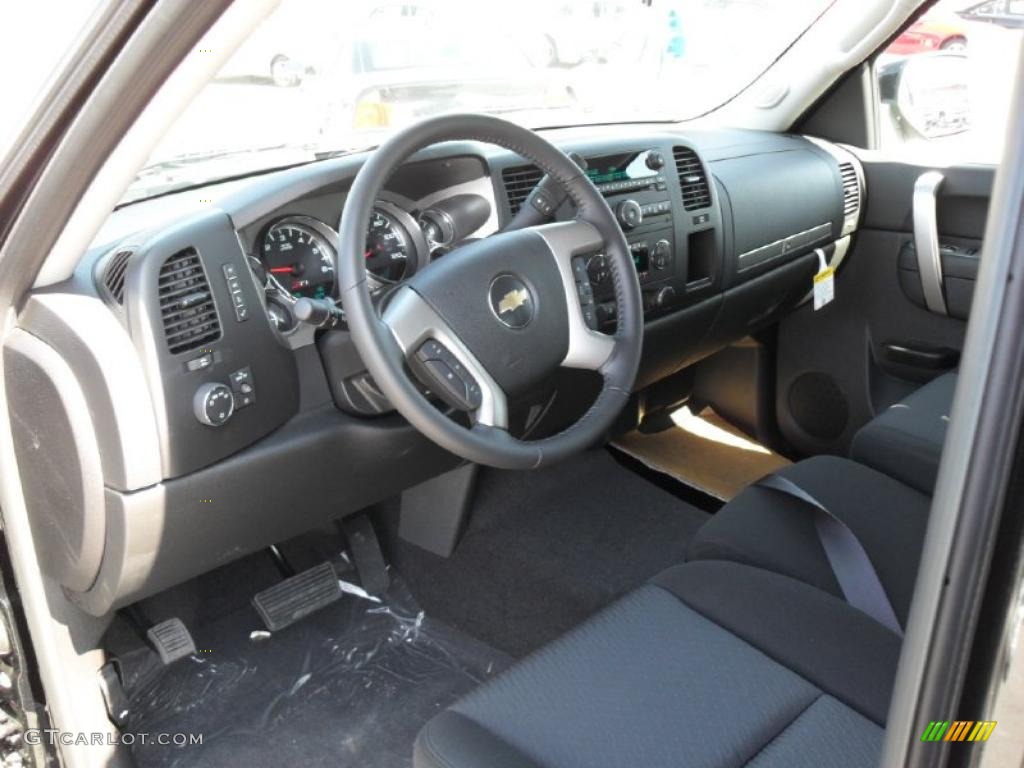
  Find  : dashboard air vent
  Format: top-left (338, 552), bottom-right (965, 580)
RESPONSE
top-left (673, 147), bottom-right (711, 211)
top-left (101, 249), bottom-right (132, 305)
top-left (502, 165), bottom-right (542, 214)
top-left (839, 161), bottom-right (861, 219)
top-left (158, 248), bottom-right (221, 355)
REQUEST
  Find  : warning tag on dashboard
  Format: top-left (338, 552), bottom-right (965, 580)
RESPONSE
top-left (813, 249), bottom-right (835, 311)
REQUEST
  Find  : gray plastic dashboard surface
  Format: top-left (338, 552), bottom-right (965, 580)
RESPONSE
top-left (30, 126), bottom-right (857, 611)
top-left (123, 210), bottom-right (300, 478)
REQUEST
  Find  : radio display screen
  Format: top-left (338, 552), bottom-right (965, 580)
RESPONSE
top-left (585, 150), bottom-right (656, 184)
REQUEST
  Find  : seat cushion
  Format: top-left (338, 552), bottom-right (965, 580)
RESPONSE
top-left (850, 371), bottom-right (956, 494)
top-left (415, 560), bottom-right (898, 768)
top-left (686, 455), bottom-right (930, 626)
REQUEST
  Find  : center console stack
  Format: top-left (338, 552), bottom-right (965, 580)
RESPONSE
top-left (572, 144), bottom-right (725, 330)
top-left (578, 149), bottom-right (679, 328)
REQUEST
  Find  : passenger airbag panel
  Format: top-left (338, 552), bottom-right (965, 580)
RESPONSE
top-left (713, 149), bottom-right (842, 283)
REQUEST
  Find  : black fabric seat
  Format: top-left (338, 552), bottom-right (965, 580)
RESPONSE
top-left (850, 371), bottom-right (956, 494)
top-left (687, 455), bottom-right (931, 626)
top-left (415, 560), bottom-right (899, 768)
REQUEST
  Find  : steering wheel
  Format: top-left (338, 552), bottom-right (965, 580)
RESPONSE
top-left (337, 114), bottom-right (643, 469)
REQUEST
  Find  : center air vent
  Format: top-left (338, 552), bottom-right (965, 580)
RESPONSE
top-left (673, 147), bottom-right (712, 211)
top-left (158, 248), bottom-right (221, 355)
top-left (100, 248), bottom-right (132, 305)
top-left (502, 165), bottom-right (542, 215)
top-left (839, 161), bottom-right (861, 220)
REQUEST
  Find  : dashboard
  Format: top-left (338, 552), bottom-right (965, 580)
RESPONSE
top-left (9, 125), bottom-right (864, 616)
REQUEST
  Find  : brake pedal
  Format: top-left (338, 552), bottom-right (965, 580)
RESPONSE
top-left (146, 618), bottom-right (196, 665)
top-left (252, 562), bottom-right (342, 632)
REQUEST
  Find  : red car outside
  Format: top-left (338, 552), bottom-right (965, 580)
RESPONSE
top-left (888, 17), bottom-right (969, 54)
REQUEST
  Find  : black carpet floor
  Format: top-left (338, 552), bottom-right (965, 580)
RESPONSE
top-left (390, 448), bottom-right (710, 658)
top-left (122, 573), bottom-right (509, 768)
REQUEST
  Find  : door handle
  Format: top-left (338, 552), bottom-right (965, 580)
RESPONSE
top-left (912, 170), bottom-right (948, 315)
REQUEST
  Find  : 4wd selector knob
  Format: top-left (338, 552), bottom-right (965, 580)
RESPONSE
top-left (193, 382), bottom-right (234, 427)
top-left (616, 199), bottom-right (643, 229)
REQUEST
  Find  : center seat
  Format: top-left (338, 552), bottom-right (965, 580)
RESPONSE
top-left (685, 455), bottom-right (932, 627)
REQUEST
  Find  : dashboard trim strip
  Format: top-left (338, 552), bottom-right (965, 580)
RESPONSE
top-left (737, 222), bottom-right (833, 271)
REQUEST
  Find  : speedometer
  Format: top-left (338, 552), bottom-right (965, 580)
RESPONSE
top-left (364, 208), bottom-right (410, 282)
top-left (262, 219), bottom-right (335, 299)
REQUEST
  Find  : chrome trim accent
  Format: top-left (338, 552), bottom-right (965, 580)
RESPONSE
top-left (737, 222), bottom-right (832, 267)
top-left (802, 137), bottom-right (866, 237)
top-left (419, 206), bottom-right (458, 246)
top-left (531, 220), bottom-right (616, 371)
top-left (382, 286), bottom-right (508, 428)
top-left (913, 171), bottom-right (948, 315)
top-left (371, 199), bottom-right (431, 282)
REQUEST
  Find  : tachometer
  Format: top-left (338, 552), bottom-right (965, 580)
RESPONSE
top-left (365, 207), bottom-right (410, 282)
top-left (261, 219), bottom-right (335, 299)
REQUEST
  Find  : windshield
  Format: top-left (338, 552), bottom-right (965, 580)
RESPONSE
top-left (123, 0), bottom-right (835, 204)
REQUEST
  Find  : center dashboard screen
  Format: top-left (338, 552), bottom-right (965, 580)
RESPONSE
top-left (585, 150), bottom-right (656, 184)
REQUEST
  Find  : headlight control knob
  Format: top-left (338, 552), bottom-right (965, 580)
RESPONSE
top-left (193, 382), bottom-right (234, 427)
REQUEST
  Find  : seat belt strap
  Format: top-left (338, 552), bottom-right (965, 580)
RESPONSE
top-left (757, 474), bottom-right (903, 636)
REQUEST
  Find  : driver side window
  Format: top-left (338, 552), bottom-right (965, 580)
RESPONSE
top-left (875, 0), bottom-right (1023, 164)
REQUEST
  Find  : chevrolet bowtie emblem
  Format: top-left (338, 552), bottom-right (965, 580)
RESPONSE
top-left (489, 275), bottom-right (534, 329)
top-left (498, 288), bottom-right (529, 315)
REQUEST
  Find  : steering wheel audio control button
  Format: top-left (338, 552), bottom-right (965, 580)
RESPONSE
top-left (414, 340), bottom-right (483, 411)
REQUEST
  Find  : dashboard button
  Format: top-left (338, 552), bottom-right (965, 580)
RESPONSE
top-left (229, 367), bottom-right (252, 388)
top-left (576, 281), bottom-right (594, 305)
top-left (571, 256), bottom-right (589, 282)
top-left (186, 352), bottom-right (214, 372)
top-left (414, 340), bottom-right (482, 411)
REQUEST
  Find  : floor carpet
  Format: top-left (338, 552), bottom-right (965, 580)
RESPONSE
top-left (390, 448), bottom-right (710, 658)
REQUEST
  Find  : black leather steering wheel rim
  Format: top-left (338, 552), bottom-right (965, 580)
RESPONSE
top-left (337, 113), bottom-right (643, 469)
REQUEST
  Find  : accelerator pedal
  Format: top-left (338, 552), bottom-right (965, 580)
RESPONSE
top-left (147, 618), bottom-right (196, 665)
top-left (252, 561), bottom-right (341, 632)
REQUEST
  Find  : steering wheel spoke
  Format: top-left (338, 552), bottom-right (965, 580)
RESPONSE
top-left (382, 285), bottom-right (508, 428)
top-left (532, 220), bottom-right (616, 372)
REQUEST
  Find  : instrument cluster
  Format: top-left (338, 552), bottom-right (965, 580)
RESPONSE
top-left (252, 200), bottom-right (428, 335)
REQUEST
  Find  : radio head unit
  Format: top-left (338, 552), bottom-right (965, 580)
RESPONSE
top-left (585, 149), bottom-right (667, 195)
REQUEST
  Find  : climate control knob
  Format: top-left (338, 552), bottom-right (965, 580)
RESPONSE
top-left (616, 199), bottom-right (643, 229)
top-left (193, 382), bottom-right (234, 427)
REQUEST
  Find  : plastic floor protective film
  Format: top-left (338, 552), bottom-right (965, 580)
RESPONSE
top-left (121, 576), bottom-right (510, 768)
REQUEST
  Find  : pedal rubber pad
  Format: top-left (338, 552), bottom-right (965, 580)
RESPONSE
top-left (146, 618), bottom-right (196, 665)
top-left (252, 562), bottom-right (342, 632)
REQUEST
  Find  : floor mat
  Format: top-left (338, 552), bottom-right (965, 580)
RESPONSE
top-left (390, 448), bottom-right (709, 658)
top-left (122, 576), bottom-right (510, 768)
top-left (612, 406), bottom-right (790, 501)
